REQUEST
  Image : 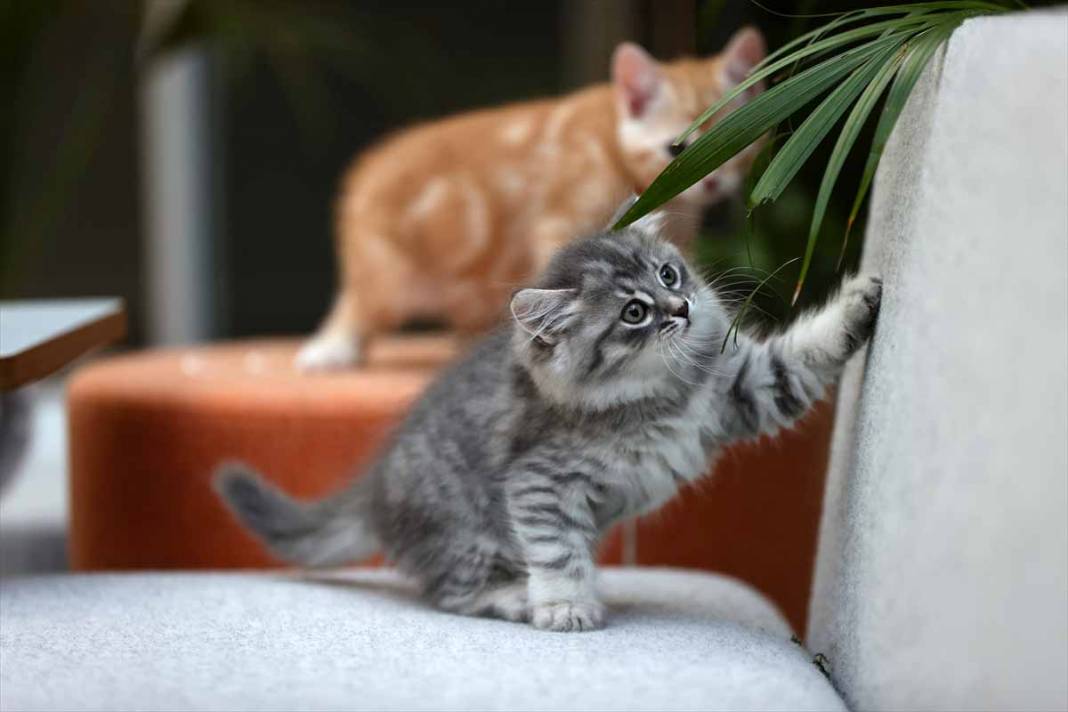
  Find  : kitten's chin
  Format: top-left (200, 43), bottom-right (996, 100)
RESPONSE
top-left (526, 364), bottom-right (672, 412)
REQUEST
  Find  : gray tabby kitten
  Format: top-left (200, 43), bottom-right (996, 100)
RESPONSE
top-left (216, 212), bottom-right (881, 632)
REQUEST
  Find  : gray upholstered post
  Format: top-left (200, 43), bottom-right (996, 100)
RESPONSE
top-left (808, 12), bottom-right (1067, 710)
top-left (139, 1), bottom-right (218, 345)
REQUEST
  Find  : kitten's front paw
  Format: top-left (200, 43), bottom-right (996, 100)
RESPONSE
top-left (295, 333), bottom-right (362, 372)
top-left (840, 274), bottom-right (882, 353)
top-left (530, 600), bottom-right (605, 632)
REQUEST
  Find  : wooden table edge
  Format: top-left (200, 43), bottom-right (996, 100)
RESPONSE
top-left (0, 309), bottom-right (127, 391)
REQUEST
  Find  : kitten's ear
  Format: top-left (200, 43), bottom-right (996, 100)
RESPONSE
top-left (720, 26), bottom-right (766, 88)
top-left (510, 289), bottom-right (576, 344)
top-left (607, 195), bottom-right (640, 228)
top-left (612, 43), bottom-right (663, 119)
top-left (608, 195), bottom-right (666, 237)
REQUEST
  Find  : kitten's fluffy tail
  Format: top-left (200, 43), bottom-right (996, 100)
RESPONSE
top-left (213, 463), bottom-right (379, 567)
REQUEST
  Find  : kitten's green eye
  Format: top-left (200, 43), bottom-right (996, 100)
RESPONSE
top-left (659, 264), bottom-right (679, 288)
top-left (621, 300), bottom-right (648, 325)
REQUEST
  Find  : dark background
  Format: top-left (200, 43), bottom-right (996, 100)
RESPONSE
top-left (0, 0), bottom-right (1003, 345)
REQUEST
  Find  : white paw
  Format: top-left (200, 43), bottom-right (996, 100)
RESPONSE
top-left (294, 333), bottom-right (362, 372)
top-left (843, 274), bottom-right (882, 314)
top-left (840, 274), bottom-right (882, 349)
top-left (530, 600), bottom-right (605, 632)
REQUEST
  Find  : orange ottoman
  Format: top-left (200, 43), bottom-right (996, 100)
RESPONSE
top-left (68, 337), bottom-right (459, 569)
top-left (68, 336), bottom-right (832, 632)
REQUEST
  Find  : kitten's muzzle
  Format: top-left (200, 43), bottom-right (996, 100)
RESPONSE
top-left (668, 298), bottom-right (689, 320)
top-left (659, 297), bottom-right (691, 333)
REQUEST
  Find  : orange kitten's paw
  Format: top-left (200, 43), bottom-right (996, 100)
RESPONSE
top-left (295, 333), bottom-right (363, 372)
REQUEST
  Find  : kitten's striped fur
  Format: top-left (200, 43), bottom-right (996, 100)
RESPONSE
top-left (296, 28), bottom-right (767, 370)
top-left (217, 211), bottom-right (882, 632)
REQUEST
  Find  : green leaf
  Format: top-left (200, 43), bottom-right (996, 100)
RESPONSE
top-left (842, 20), bottom-right (961, 255)
top-left (614, 33), bottom-right (903, 230)
top-left (750, 38), bottom-right (905, 208)
top-left (793, 45), bottom-right (908, 304)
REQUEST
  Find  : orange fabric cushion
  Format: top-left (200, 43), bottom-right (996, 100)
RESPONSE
top-left (68, 336), bottom-right (830, 632)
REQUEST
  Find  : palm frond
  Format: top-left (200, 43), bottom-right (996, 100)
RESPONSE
top-left (797, 41), bottom-right (909, 302)
top-left (841, 20), bottom-right (961, 260)
top-left (613, 33), bottom-right (903, 228)
top-left (614, 1), bottom-right (1012, 302)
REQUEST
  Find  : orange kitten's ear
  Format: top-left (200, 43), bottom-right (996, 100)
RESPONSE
top-left (612, 43), bottom-right (663, 118)
top-left (720, 26), bottom-right (766, 88)
top-left (511, 289), bottom-right (577, 344)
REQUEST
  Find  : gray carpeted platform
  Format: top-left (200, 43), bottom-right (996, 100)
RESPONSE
top-left (0, 567), bottom-right (844, 711)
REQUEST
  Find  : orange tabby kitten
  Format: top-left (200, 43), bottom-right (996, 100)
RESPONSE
top-left (297, 28), bottom-right (765, 370)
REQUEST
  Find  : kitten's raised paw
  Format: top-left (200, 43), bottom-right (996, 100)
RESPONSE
top-left (530, 600), bottom-right (605, 632)
top-left (295, 333), bottom-right (362, 372)
top-left (840, 274), bottom-right (882, 352)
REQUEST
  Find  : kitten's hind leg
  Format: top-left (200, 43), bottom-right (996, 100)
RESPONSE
top-left (479, 581), bottom-right (530, 622)
top-left (295, 290), bottom-right (366, 371)
top-left (439, 580), bottom-right (530, 622)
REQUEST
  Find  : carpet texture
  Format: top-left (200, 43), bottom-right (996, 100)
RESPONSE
top-left (0, 567), bottom-right (844, 711)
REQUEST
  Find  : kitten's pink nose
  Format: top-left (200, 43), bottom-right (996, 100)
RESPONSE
top-left (668, 298), bottom-right (689, 319)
